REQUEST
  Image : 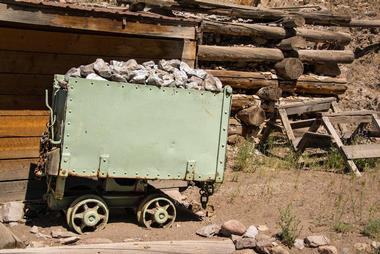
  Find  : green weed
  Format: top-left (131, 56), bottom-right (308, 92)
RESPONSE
top-left (362, 219), bottom-right (380, 239)
top-left (333, 221), bottom-right (353, 234)
top-left (278, 204), bottom-right (302, 248)
top-left (234, 139), bottom-right (255, 172)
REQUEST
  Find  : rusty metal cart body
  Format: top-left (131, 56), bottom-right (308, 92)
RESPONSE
top-left (40, 75), bottom-right (232, 234)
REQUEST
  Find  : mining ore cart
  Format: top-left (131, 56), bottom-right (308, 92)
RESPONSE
top-left (38, 75), bottom-right (232, 234)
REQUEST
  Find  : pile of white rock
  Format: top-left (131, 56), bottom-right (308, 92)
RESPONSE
top-left (64, 58), bottom-right (223, 92)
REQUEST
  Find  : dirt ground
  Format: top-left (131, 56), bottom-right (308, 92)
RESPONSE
top-left (8, 160), bottom-right (380, 252)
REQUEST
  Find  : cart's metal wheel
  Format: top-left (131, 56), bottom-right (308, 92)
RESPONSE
top-left (67, 194), bottom-right (109, 234)
top-left (137, 194), bottom-right (176, 228)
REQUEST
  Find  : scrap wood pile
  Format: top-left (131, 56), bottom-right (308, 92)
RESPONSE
top-left (116, 0), bottom-right (380, 142)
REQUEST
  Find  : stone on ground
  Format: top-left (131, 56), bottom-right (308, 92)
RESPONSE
top-left (354, 243), bottom-right (372, 253)
top-left (30, 226), bottom-right (39, 234)
top-left (27, 241), bottom-right (46, 248)
top-left (271, 246), bottom-right (289, 254)
top-left (294, 239), bottom-right (305, 250)
top-left (257, 225), bottom-right (269, 232)
top-left (0, 202), bottom-right (24, 223)
top-left (372, 241), bottom-right (380, 249)
top-left (196, 224), bottom-right (221, 238)
top-left (80, 238), bottom-right (113, 244)
top-left (51, 229), bottom-right (77, 239)
top-left (220, 220), bottom-right (247, 236)
top-left (304, 235), bottom-right (330, 247)
top-left (59, 236), bottom-right (80, 245)
top-left (318, 245), bottom-right (338, 254)
top-left (235, 237), bottom-right (257, 250)
top-left (244, 225), bottom-right (259, 238)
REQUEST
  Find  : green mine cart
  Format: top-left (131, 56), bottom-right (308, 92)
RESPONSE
top-left (39, 75), bottom-right (232, 234)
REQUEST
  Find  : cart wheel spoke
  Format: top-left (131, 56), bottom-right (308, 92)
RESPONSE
top-left (163, 204), bottom-right (170, 211)
top-left (74, 212), bottom-right (85, 219)
top-left (146, 209), bottom-right (155, 215)
top-left (155, 201), bottom-right (161, 208)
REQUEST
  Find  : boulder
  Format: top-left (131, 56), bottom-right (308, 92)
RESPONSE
top-left (304, 235), bottom-right (330, 247)
top-left (0, 202), bottom-right (24, 223)
top-left (318, 245), bottom-right (338, 254)
top-left (235, 238), bottom-right (257, 250)
top-left (196, 224), bottom-right (221, 238)
top-left (220, 220), bottom-right (247, 236)
top-left (294, 239), bottom-right (305, 250)
top-left (64, 67), bottom-right (81, 81)
top-left (244, 225), bottom-right (259, 238)
top-left (27, 241), bottom-right (45, 248)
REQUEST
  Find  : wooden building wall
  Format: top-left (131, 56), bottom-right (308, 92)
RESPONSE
top-left (0, 22), bottom-right (196, 202)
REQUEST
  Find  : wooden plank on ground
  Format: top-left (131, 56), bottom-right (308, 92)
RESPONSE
top-left (342, 144), bottom-right (380, 159)
top-left (0, 179), bottom-right (45, 202)
top-left (0, 3), bottom-right (196, 40)
top-left (0, 137), bottom-right (40, 159)
top-left (0, 115), bottom-right (48, 137)
top-left (372, 114), bottom-right (380, 132)
top-left (0, 240), bottom-right (235, 254)
top-left (0, 159), bottom-right (38, 181)
top-left (0, 27), bottom-right (195, 61)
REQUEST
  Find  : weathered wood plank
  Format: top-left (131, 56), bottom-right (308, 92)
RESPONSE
top-left (0, 137), bottom-right (40, 159)
top-left (0, 74), bottom-right (52, 95)
top-left (0, 3), bottom-right (196, 40)
top-left (322, 116), bottom-right (361, 176)
top-left (0, 159), bottom-right (38, 181)
top-left (0, 240), bottom-right (235, 254)
top-left (342, 144), bottom-right (380, 160)
top-left (278, 108), bottom-right (296, 148)
top-left (0, 27), bottom-right (195, 61)
top-left (0, 110), bottom-right (49, 116)
top-left (0, 115), bottom-right (48, 137)
top-left (0, 179), bottom-right (45, 202)
top-left (0, 50), bottom-right (193, 76)
top-left (0, 95), bottom-right (46, 110)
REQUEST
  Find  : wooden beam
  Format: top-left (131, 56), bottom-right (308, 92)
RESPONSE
top-left (0, 240), bottom-right (235, 254)
top-left (278, 108), bottom-right (296, 149)
top-left (0, 159), bottom-right (37, 181)
top-left (202, 21), bottom-right (352, 45)
top-left (322, 116), bottom-right (361, 177)
top-left (0, 27), bottom-right (196, 61)
top-left (342, 144), bottom-right (380, 160)
top-left (207, 69), bottom-right (348, 95)
top-left (198, 45), bottom-right (284, 62)
top-left (347, 19), bottom-right (380, 28)
top-left (0, 115), bottom-right (48, 137)
top-left (297, 50), bottom-right (355, 64)
top-left (0, 137), bottom-right (40, 159)
top-left (0, 179), bottom-right (45, 202)
top-left (0, 2), bottom-right (196, 40)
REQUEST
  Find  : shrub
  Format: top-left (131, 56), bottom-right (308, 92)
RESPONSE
top-left (234, 139), bottom-right (254, 172)
top-left (362, 219), bottom-right (380, 239)
top-left (278, 204), bottom-right (302, 248)
top-left (333, 222), bottom-right (353, 234)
